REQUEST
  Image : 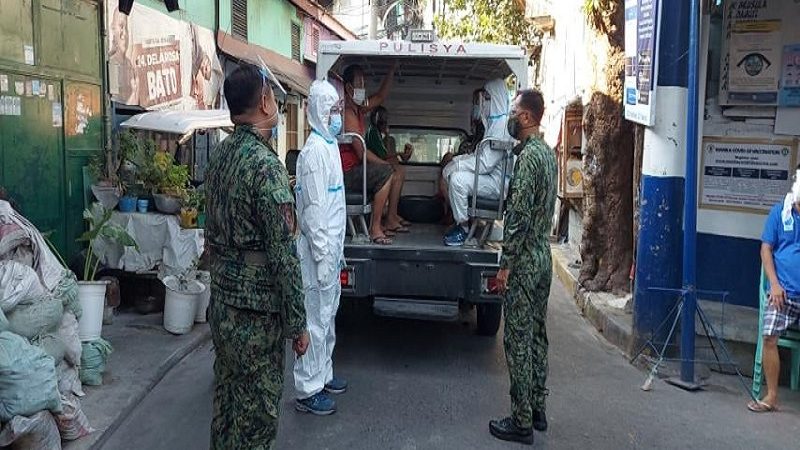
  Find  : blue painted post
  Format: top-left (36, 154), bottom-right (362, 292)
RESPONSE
top-left (633, 0), bottom-right (689, 341)
top-left (679, 0), bottom-right (701, 384)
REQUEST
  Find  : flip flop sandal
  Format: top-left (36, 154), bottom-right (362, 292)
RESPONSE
top-left (387, 226), bottom-right (410, 233)
top-left (747, 400), bottom-right (777, 413)
top-left (371, 235), bottom-right (393, 245)
top-left (400, 219), bottom-right (412, 227)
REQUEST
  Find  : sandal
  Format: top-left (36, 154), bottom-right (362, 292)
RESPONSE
top-left (371, 235), bottom-right (393, 245)
top-left (400, 219), bottom-right (412, 227)
top-left (386, 225), bottom-right (410, 233)
top-left (747, 400), bottom-right (777, 413)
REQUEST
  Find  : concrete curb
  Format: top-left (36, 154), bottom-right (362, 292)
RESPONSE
top-left (551, 246), bottom-right (635, 356)
top-left (88, 327), bottom-right (212, 450)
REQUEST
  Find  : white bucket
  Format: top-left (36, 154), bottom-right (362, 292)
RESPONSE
top-left (163, 276), bottom-right (204, 335)
top-left (77, 281), bottom-right (109, 342)
top-left (195, 271), bottom-right (211, 323)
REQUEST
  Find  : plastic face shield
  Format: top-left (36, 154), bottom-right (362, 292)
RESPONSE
top-left (255, 55), bottom-right (287, 98)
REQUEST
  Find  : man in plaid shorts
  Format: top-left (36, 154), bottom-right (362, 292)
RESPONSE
top-left (748, 167), bottom-right (800, 413)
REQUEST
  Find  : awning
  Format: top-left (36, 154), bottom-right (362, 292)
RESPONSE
top-left (217, 31), bottom-right (314, 97)
top-left (120, 109), bottom-right (233, 138)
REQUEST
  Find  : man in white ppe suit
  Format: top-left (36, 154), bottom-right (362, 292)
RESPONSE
top-left (443, 78), bottom-right (515, 246)
top-left (293, 80), bottom-right (348, 416)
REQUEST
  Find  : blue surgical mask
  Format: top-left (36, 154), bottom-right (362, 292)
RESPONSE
top-left (328, 114), bottom-right (343, 137)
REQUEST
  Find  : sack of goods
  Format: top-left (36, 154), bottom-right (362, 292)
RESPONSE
top-left (0, 331), bottom-right (62, 422)
top-left (80, 338), bottom-right (113, 386)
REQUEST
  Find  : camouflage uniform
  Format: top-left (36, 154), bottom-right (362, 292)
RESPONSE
top-left (205, 124), bottom-right (305, 450)
top-left (500, 136), bottom-right (557, 429)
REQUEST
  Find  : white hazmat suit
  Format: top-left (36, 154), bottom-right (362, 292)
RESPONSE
top-left (293, 81), bottom-right (347, 399)
top-left (444, 79), bottom-right (515, 225)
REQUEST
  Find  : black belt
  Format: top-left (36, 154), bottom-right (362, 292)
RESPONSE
top-left (209, 245), bottom-right (270, 266)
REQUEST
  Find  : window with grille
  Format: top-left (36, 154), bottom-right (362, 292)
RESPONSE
top-left (232, 0), bottom-right (248, 40)
top-left (291, 23), bottom-right (302, 62)
top-left (310, 25), bottom-right (320, 59)
top-left (287, 102), bottom-right (299, 151)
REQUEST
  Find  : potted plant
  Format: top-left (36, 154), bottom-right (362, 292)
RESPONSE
top-left (122, 132), bottom-right (161, 211)
top-left (76, 206), bottom-right (137, 341)
top-left (153, 152), bottom-right (190, 214)
top-left (181, 186), bottom-right (204, 228)
top-left (162, 260), bottom-right (205, 335)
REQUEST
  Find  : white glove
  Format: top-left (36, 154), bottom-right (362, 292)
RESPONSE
top-left (316, 256), bottom-right (335, 285)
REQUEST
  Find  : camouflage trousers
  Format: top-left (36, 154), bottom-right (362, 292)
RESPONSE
top-left (503, 259), bottom-right (551, 429)
top-left (209, 298), bottom-right (285, 450)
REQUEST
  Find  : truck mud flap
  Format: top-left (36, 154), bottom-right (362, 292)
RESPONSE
top-left (373, 297), bottom-right (459, 322)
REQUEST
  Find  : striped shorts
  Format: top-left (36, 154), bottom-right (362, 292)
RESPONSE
top-left (763, 296), bottom-right (800, 336)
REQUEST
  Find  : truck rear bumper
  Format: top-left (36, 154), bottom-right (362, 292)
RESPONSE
top-left (340, 257), bottom-right (501, 304)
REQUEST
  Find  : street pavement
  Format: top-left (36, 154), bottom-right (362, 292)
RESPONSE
top-left (102, 278), bottom-right (800, 450)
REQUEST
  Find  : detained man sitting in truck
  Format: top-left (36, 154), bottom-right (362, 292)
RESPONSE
top-left (340, 63), bottom-right (407, 244)
top-left (748, 166), bottom-right (800, 413)
top-left (438, 89), bottom-right (487, 225)
top-left (364, 106), bottom-right (414, 229)
top-left (442, 79), bottom-right (514, 246)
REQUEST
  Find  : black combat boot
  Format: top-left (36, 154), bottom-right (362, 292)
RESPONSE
top-left (489, 417), bottom-right (533, 445)
top-left (532, 410), bottom-right (548, 431)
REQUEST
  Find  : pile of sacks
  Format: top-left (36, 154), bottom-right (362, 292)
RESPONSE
top-left (0, 201), bottom-right (95, 449)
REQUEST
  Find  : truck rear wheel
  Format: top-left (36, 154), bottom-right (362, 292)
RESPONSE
top-left (476, 303), bottom-right (502, 336)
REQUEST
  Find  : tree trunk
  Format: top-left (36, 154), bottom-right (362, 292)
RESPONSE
top-left (577, 0), bottom-right (634, 295)
top-left (579, 92), bottom-right (634, 295)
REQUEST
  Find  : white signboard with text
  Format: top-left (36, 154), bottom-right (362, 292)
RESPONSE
top-left (700, 138), bottom-right (797, 213)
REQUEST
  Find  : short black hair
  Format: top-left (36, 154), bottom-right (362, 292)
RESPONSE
top-left (516, 89), bottom-right (545, 125)
top-left (342, 64), bottom-right (363, 85)
top-left (224, 64), bottom-right (263, 117)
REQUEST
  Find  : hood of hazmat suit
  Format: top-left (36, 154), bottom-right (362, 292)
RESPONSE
top-left (293, 80), bottom-right (346, 399)
top-left (444, 78), bottom-right (514, 179)
top-left (443, 79), bottom-right (516, 224)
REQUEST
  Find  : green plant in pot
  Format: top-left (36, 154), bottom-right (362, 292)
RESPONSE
top-left (182, 187), bottom-right (205, 228)
top-left (75, 206), bottom-right (138, 341)
top-left (153, 152), bottom-right (190, 214)
top-left (117, 131), bottom-right (160, 212)
top-left (162, 258), bottom-right (205, 334)
top-left (88, 143), bottom-right (126, 210)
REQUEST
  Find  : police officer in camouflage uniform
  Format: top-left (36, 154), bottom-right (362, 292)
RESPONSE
top-left (490, 89), bottom-right (556, 445)
top-left (205, 64), bottom-right (309, 450)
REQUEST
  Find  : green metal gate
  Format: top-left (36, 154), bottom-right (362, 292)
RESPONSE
top-left (0, 0), bottom-right (103, 260)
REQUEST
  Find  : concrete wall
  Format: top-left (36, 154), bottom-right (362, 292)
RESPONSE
top-left (535, 0), bottom-right (608, 148)
top-left (137, 0), bottom-right (216, 30)
top-left (218, 0), bottom-right (301, 59)
top-left (532, 0), bottom-right (609, 251)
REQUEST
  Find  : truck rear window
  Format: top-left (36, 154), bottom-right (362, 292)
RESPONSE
top-left (389, 128), bottom-right (466, 165)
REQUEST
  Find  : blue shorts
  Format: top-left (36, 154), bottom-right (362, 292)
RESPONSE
top-left (763, 296), bottom-right (800, 336)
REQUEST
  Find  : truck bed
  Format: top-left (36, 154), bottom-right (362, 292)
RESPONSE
top-left (344, 223), bottom-right (499, 264)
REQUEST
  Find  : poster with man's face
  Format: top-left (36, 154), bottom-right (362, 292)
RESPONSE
top-left (106, 0), bottom-right (222, 110)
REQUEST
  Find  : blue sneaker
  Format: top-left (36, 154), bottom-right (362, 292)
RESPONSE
top-left (443, 225), bottom-right (468, 246)
top-left (324, 377), bottom-right (348, 394)
top-left (295, 392), bottom-right (336, 415)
